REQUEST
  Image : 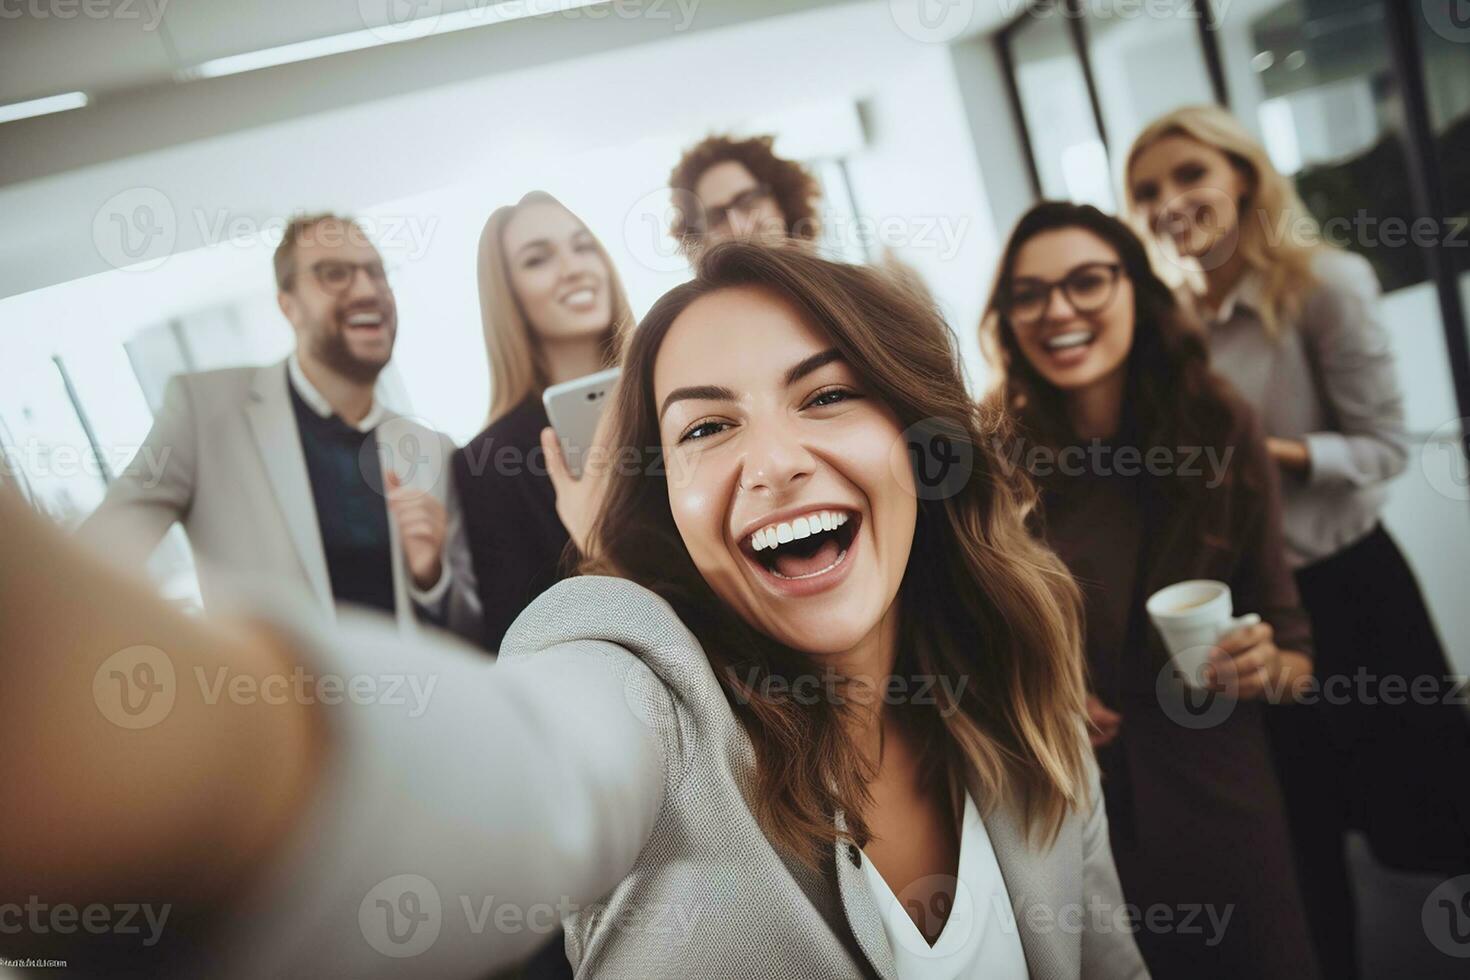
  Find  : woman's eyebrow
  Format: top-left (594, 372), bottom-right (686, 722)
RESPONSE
top-left (658, 349), bottom-right (844, 420)
top-left (785, 348), bottom-right (843, 386)
top-left (659, 384), bottom-right (736, 420)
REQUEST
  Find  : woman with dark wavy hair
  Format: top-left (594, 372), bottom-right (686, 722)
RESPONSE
top-left (981, 202), bottom-right (1319, 980)
top-left (4, 242), bottom-right (1146, 979)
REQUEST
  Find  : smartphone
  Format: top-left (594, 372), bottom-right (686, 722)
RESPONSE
top-left (542, 367), bottom-right (621, 479)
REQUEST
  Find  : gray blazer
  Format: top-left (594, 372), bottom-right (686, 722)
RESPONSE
top-left (206, 574), bottom-right (1148, 979)
top-left (78, 359), bottom-right (479, 638)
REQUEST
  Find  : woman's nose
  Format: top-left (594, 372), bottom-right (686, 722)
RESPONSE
top-left (739, 420), bottom-right (815, 494)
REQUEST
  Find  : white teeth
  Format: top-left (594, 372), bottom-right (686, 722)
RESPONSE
top-left (563, 288), bottom-right (596, 306)
top-left (748, 509), bottom-right (852, 551)
top-left (1045, 330), bottom-right (1093, 350)
top-left (346, 312), bottom-right (382, 325)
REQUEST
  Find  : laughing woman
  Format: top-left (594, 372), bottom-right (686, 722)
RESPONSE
top-left (1125, 105), bottom-right (1470, 980)
top-left (3, 243), bottom-right (1147, 979)
top-left (981, 202), bottom-right (1318, 980)
top-left (454, 191), bottom-right (634, 654)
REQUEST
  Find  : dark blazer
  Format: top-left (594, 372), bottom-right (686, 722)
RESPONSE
top-left (453, 396), bottom-right (573, 653)
top-left (1037, 391), bottom-right (1320, 980)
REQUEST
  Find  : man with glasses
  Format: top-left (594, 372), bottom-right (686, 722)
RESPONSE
top-left (80, 213), bottom-right (480, 639)
top-left (667, 134), bottom-right (824, 259)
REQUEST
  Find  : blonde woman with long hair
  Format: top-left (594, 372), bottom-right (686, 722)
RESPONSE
top-left (452, 192), bottom-right (633, 653)
top-left (1125, 104), bottom-right (1470, 980)
top-left (3, 243), bottom-right (1148, 979)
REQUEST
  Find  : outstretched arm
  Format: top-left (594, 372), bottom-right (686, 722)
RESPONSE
top-left (0, 486), bottom-right (665, 977)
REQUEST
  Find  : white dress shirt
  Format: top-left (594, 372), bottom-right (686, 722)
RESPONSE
top-left (861, 791), bottom-right (1029, 979)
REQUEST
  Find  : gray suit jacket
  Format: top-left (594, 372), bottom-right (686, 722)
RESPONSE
top-left (499, 577), bottom-right (1150, 979)
top-left (78, 359), bottom-right (479, 638)
top-left (202, 575), bottom-right (1148, 979)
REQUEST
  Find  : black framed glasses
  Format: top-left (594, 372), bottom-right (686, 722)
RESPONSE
top-left (1003, 262), bottom-right (1123, 326)
top-left (305, 258), bottom-right (389, 295)
top-left (700, 183), bottom-right (775, 233)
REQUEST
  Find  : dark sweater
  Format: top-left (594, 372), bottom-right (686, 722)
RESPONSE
top-left (287, 380), bottom-right (395, 616)
top-left (452, 396), bottom-right (573, 652)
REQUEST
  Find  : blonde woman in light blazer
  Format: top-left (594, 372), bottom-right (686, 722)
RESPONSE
top-left (5, 244), bottom-right (1148, 980)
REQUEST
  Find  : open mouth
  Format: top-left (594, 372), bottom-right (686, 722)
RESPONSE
top-left (742, 508), bottom-right (860, 581)
top-left (343, 310), bottom-right (387, 333)
top-left (1041, 328), bottom-right (1096, 362)
top-left (560, 287), bottom-right (598, 311)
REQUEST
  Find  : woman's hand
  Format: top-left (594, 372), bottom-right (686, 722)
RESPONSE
top-left (1266, 436), bottom-right (1310, 475)
top-left (540, 405), bottom-right (618, 558)
top-left (1086, 695), bottom-right (1122, 748)
top-left (1205, 620), bottom-right (1313, 702)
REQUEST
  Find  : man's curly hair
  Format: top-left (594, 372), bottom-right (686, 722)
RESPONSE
top-left (668, 134), bottom-right (822, 255)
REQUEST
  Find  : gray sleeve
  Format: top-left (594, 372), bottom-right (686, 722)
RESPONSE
top-left (203, 613), bottom-right (668, 980)
top-left (1299, 253), bottom-right (1409, 489)
top-left (1079, 757), bottom-right (1151, 979)
top-left (76, 373), bottom-right (196, 562)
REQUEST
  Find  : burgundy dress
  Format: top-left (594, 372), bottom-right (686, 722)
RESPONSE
top-left (1037, 395), bottom-right (1321, 980)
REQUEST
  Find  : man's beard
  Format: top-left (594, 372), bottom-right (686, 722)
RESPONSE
top-left (309, 319), bottom-right (393, 385)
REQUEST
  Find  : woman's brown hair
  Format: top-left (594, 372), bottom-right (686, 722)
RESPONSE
top-left (585, 241), bottom-right (1091, 865)
top-left (667, 135), bottom-right (822, 256)
top-left (980, 202), bottom-right (1257, 531)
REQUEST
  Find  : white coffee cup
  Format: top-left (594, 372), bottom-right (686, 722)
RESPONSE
top-left (1145, 579), bottom-right (1261, 689)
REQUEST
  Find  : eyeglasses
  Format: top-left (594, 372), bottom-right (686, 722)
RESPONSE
top-left (698, 183), bottom-right (775, 234)
top-left (1003, 262), bottom-right (1123, 326)
top-left (303, 259), bottom-right (389, 295)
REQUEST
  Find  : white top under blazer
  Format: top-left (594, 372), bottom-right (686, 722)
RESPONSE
top-left (862, 790), bottom-right (1030, 979)
top-left (181, 575), bottom-right (1148, 979)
